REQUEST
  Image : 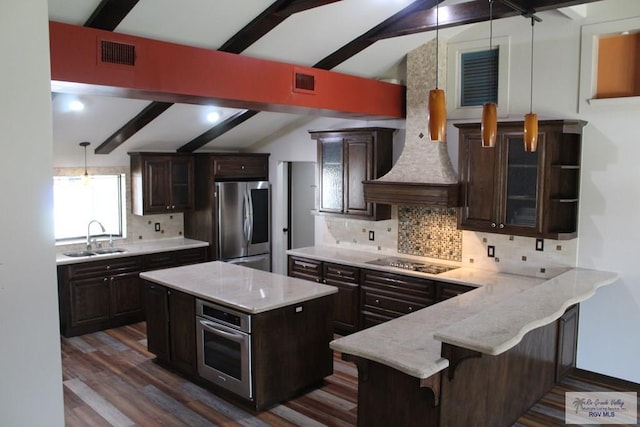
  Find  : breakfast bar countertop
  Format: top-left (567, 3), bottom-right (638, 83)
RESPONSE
top-left (140, 261), bottom-right (338, 314)
top-left (287, 246), bottom-right (618, 379)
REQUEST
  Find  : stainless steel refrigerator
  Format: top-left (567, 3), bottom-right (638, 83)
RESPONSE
top-left (215, 181), bottom-right (271, 271)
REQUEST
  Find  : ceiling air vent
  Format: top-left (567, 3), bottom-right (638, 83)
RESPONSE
top-left (293, 70), bottom-right (315, 94)
top-left (100, 40), bottom-right (136, 66)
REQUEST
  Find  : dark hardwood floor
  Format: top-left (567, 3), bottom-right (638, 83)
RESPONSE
top-left (61, 322), bottom-right (638, 426)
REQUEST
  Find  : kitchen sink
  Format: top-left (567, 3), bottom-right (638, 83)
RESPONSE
top-left (93, 248), bottom-right (126, 255)
top-left (63, 250), bottom-right (96, 257)
top-left (63, 248), bottom-right (127, 257)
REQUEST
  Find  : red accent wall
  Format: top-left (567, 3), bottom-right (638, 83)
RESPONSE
top-left (49, 21), bottom-right (405, 119)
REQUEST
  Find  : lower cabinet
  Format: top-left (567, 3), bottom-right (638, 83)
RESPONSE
top-left (360, 269), bottom-right (436, 328)
top-left (288, 255), bottom-right (477, 333)
top-left (60, 256), bottom-right (144, 337)
top-left (288, 256), bottom-right (360, 334)
top-left (556, 304), bottom-right (579, 381)
top-left (58, 246), bottom-right (207, 337)
top-left (144, 282), bottom-right (197, 375)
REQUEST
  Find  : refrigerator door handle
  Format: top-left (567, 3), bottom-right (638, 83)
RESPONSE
top-left (243, 190), bottom-right (251, 245)
top-left (247, 189), bottom-right (254, 245)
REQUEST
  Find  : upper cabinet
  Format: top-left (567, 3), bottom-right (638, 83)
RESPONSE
top-left (310, 128), bottom-right (394, 221)
top-left (456, 120), bottom-right (586, 240)
top-left (130, 153), bottom-right (194, 215)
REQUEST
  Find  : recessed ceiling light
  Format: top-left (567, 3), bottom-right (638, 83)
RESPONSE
top-left (207, 111), bottom-right (220, 123)
top-left (69, 100), bottom-right (85, 112)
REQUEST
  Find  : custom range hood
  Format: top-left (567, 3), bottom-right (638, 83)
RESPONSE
top-left (363, 40), bottom-right (459, 208)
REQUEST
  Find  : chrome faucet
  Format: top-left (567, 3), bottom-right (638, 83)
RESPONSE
top-left (86, 220), bottom-right (106, 250)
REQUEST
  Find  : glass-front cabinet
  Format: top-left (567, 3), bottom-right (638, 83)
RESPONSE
top-left (456, 120), bottom-right (585, 240)
top-left (310, 128), bottom-right (394, 221)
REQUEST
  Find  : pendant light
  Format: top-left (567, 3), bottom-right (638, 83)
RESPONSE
top-left (524, 17), bottom-right (538, 152)
top-left (428, 1), bottom-right (446, 142)
top-left (80, 141), bottom-right (91, 185)
top-left (481, 0), bottom-right (497, 148)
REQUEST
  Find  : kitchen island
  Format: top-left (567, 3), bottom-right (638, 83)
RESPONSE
top-left (288, 246), bottom-right (618, 426)
top-left (140, 261), bottom-right (338, 411)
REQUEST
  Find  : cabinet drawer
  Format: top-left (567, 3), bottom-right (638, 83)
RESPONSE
top-left (214, 156), bottom-right (268, 179)
top-left (145, 252), bottom-right (176, 270)
top-left (175, 247), bottom-right (207, 265)
top-left (324, 263), bottom-right (359, 284)
top-left (362, 289), bottom-right (428, 317)
top-left (67, 256), bottom-right (143, 279)
top-left (289, 257), bottom-right (322, 282)
top-left (361, 269), bottom-right (435, 301)
top-left (362, 310), bottom-right (395, 329)
top-left (438, 282), bottom-right (475, 301)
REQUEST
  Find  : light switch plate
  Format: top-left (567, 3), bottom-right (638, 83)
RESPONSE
top-left (488, 245), bottom-right (495, 258)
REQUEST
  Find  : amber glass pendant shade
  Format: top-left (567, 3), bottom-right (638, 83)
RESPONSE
top-left (481, 102), bottom-right (497, 148)
top-left (524, 113), bottom-right (538, 152)
top-left (428, 89), bottom-right (446, 142)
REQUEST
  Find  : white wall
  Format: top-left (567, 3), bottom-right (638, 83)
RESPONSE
top-left (0, 1), bottom-right (65, 425)
top-left (446, 1), bottom-right (640, 382)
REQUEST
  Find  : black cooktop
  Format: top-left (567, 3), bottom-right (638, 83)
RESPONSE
top-left (365, 257), bottom-right (459, 275)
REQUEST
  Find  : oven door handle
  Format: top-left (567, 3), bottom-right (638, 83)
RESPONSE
top-left (199, 319), bottom-right (246, 343)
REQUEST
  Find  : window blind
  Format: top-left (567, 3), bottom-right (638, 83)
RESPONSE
top-left (461, 49), bottom-right (499, 106)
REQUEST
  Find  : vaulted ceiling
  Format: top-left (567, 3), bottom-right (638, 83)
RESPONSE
top-left (48, 0), bottom-right (604, 166)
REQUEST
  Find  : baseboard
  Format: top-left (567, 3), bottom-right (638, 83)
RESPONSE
top-left (570, 367), bottom-right (640, 391)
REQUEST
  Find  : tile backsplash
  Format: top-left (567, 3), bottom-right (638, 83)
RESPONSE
top-left (53, 166), bottom-right (184, 253)
top-left (398, 207), bottom-right (462, 261)
top-left (316, 206), bottom-right (577, 278)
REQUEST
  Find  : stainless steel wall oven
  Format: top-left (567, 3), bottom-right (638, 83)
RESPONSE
top-left (195, 299), bottom-right (252, 399)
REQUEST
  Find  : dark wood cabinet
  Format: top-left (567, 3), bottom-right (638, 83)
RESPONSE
top-left (310, 128), bottom-right (394, 220)
top-left (456, 120), bottom-right (586, 239)
top-left (288, 256), bottom-right (360, 334)
top-left (556, 304), bottom-right (579, 381)
top-left (58, 246), bottom-right (207, 337)
top-left (213, 155), bottom-right (269, 180)
top-left (360, 269), bottom-right (436, 328)
top-left (144, 282), bottom-right (197, 375)
top-left (324, 262), bottom-right (360, 334)
top-left (130, 153), bottom-right (194, 215)
top-left (60, 256), bottom-right (144, 337)
top-left (437, 281), bottom-right (475, 302)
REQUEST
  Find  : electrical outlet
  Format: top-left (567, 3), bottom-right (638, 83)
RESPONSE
top-left (536, 239), bottom-right (544, 251)
top-left (368, 230), bottom-right (375, 241)
top-left (487, 245), bottom-right (495, 258)
top-left (154, 222), bottom-right (161, 232)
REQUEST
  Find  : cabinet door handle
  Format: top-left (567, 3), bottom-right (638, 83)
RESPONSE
top-left (323, 279), bottom-right (327, 284)
top-left (408, 307), bottom-right (413, 312)
top-left (171, 205), bottom-right (176, 209)
top-left (103, 277), bottom-right (108, 282)
top-left (491, 222), bottom-right (497, 228)
top-left (499, 223), bottom-right (505, 229)
top-left (166, 206), bottom-right (170, 210)
top-left (375, 299), bottom-right (380, 304)
top-left (106, 265), bottom-right (111, 270)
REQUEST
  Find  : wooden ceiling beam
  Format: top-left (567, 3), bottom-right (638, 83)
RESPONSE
top-left (84, 0), bottom-right (140, 31)
top-left (178, 111), bottom-right (260, 153)
top-left (95, 102), bottom-right (173, 154)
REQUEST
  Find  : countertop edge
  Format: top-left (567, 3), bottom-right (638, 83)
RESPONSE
top-left (433, 269), bottom-right (619, 355)
top-left (56, 238), bottom-right (209, 265)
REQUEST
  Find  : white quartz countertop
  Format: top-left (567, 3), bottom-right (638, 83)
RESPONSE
top-left (288, 246), bottom-right (618, 379)
top-left (140, 261), bottom-right (338, 314)
top-left (56, 237), bottom-right (209, 265)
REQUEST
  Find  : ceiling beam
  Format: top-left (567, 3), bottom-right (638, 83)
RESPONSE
top-left (95, 102), bottom-right (173, 154)
top-left (177, 111), bottom-right (260, 153)
top-left (220, 0), bottom-right (341, 53)
top-left (181, 0), bottom-right (342, 152)
top-left (84, 0), bottom-right (139, 31)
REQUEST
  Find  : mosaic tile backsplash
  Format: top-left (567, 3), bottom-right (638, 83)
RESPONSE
top-left (398, 206), bottom-right (462, 261)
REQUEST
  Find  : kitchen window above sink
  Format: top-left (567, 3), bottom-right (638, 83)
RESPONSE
top-left (53, 174), bottom-right (126, 242)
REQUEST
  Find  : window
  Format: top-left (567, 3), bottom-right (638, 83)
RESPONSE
top-left (447, 36), bottom-right (510, 119)
top-left (460, 49), bottom-right (499, 107)
top-left (578, 16), bottom-right (640, 112)
top-left (53, 174), bottom-right (126, 241)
